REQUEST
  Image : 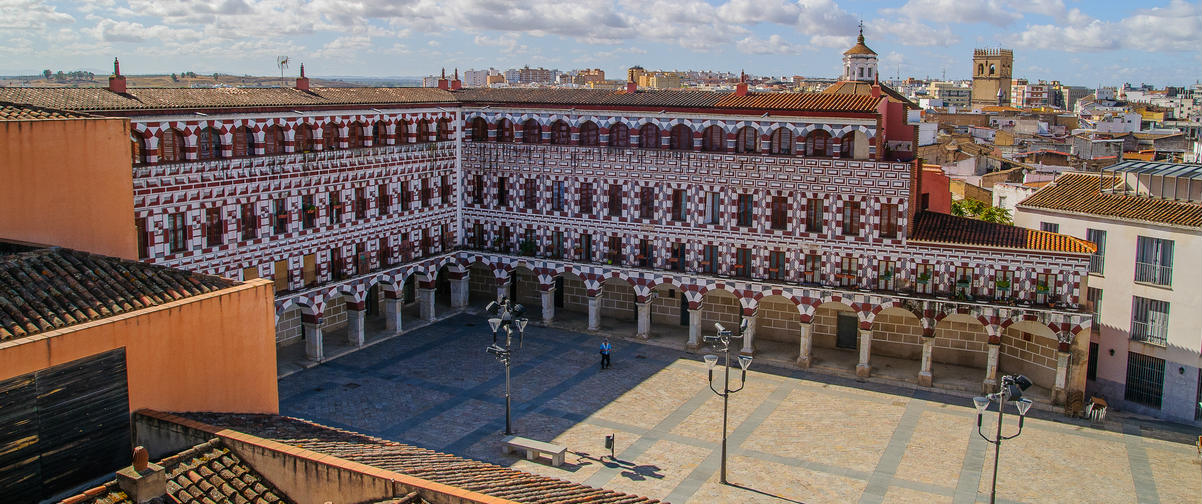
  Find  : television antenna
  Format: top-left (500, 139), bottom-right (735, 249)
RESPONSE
top-left (276, 56), bottom-right (290, 79)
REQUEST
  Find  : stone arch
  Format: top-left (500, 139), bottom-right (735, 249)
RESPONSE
top-left (842, 130), bottom-right (870, 159)
top-left (467, 260), bottom-right (498, 305)
top-left (470, 117), bottom-right (488, 142)
top-left (600, 276), bottom-right (637, 322)
top-left (522, 119), bottom-right (542, 144)
top-left (496, 117), bottom-right (514, 142)
top-left (158, 127), bottom-right (186, 163)
top-left (639, 123), bottom-right (660, 148)
top-left (608, 122), bottom-right (630, 147)
top-left (550, 120), bottom-right (571, 145)
top-left (806, 129), bottom-right (832, 157)
top-left (579, 121), bottom-right (600, 146)
top-left (275, 303), bottom-right (306, 347)
top-left (699, 287), bottom-right (741, 336)
top-left (735, 126), bottom-right (758, 154)
top-left (998, 319), bottom-right (1061, 391)
top-left (812, 299), bottom-right (858, 351)
top-left (931, 312), bottom-right (991, 370)
top-left (669, 124), bottom-right (692, 150)
top-left (701, 125), bottom-right (725, 152)
top-left (756, 294), bottom-right (801, 346)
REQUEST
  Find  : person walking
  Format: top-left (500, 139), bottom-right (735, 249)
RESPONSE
top-left (600, 338), bottom-right (612, 370)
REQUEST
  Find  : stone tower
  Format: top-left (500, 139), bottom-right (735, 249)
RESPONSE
top-left (842, 22), bottom-right (878, 82)
top-left (971, 48), bottom-right (1013, 107)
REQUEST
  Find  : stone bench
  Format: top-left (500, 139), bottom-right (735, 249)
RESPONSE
top-left (501, 435), bottom-right (567, 467)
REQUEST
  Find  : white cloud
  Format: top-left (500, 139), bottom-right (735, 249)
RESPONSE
top-left (1008, 0), bottom-right (1201, 53)
top-left (883, 0), bottom-right (1022, 27)
top-left (85, 18), bottom-right (202, 43)
top-left (0, 0), bottom-right (74, 30)
top-left (736, 34), bottom-right (806, 55)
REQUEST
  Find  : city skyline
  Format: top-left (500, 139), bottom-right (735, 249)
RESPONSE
top-left (2, 0), bottom-right (1200, 87)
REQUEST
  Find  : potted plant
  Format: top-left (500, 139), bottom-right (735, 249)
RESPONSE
top-left (1036, 283), bottom-right (1049, 294)
top-left (916, 271), bottom-right (931, 284)
top-left (491, 237), bottom-right (505, 252)
top-left (303, 204), bottom-right (318, 214)
top-left (995, 278), bottom-right (1011, 290)
top-left (881, 270), bottom-right (894, 280)
top-left (956, 276), bottom-right (971, 288)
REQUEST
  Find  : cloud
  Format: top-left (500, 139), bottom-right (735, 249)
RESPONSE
top-left (0, 0), bottom-right (74, 30)
top-left (1008, 0), bottom-right (1201, 53)
top-left (85, 18), bottom-right (203, 43)
top-left (736, 34), bottom-right (806, 55)
top-left (882, 0), bottom-right (1022, 27)
top-left (313, 35), bottom-right (373, 59)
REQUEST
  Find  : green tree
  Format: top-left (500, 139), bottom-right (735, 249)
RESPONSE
top-left (980, 206), bottom-right (1013, 225)
top-left (171, 73), bottom-right (178, 82)
top-left (951, 199), bottom-right (987, 218)
top-left (42, 69), bottom-right (51, 79)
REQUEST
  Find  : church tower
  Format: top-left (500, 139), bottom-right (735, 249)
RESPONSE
top-left (842, 22), bottom-right (878, 82)
top-left (971, 48), bottom-right (1013, 107)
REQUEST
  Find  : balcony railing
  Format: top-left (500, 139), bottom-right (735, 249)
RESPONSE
top-left (1134, 261), bottom-right (1172, 286)
top-left (1130, 320), bottom-right (1168, 346)
top-left (1088, 255), bottom-right (1104, 274)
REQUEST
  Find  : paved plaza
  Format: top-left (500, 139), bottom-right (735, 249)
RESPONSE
top-left (278, 314), bottom-right (1201, 503)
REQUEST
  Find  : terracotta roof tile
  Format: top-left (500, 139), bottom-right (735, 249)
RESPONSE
top-left (0, 246), bottom-right (236, 341)
top-left (821, 80), bottom-right (917, 109)
top-left (178, 413), bottom-right (661, 504)
top-left (0, 86), bottom-right (457, 112)
top-left (0, 100), bottom-right (91, 120)
top-left (1018, 172), bottom-right (1202, 228)
top-left (910, 211), bottom-right (1096, 254)
top-left (454, 87), bottom-right (880, 113)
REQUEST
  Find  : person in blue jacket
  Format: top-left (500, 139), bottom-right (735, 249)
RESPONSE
top-left (600, 338), bottom-right (612, 370)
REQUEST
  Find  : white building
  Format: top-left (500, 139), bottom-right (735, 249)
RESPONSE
top-left (463, 68), bottom-right (494, 88)
top-left (992, 182), bottom-right (1040, 216)
top-left (1015, 161), bottom-right (1202, 425)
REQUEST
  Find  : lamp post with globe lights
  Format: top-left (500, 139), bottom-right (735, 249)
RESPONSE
top-left (973, 374), bottom-right (1034, 504)
top-left (485, 298), bottom-right (528, 435)
top-left (703, 319), bottom-right (752, 485)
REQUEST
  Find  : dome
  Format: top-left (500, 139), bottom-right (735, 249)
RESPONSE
top-left (843, 32), bottom-right (877, 56)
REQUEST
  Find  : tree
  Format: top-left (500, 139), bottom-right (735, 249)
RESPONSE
top-left (42, 69), bottom-right (51, 79)
top-left (980, 206), bottom-right (1013, 225)
top-left (171, 73), bottom-right (178, 82)
top-left (951, 199), bottom-right (987, 218)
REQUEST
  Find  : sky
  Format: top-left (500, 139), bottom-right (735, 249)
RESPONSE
top-left (1, 0), bottom-right (1200, 87)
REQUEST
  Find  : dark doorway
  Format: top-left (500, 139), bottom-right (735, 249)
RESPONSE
top-left (366, 284), bottom-right (379, 316)
top-left (509, 275), bottom-right (517, 301)
top-left (679, 293), bottom-right (689, 326)
top-left (836, 313), bottom-right (859, 349)
top-left (554, 276), bottom-right (564, 308)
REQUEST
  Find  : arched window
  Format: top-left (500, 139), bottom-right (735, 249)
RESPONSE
top-left (808, 130), bottom-right (831, 157)
top-left (159, 128), bottom-right (185, 162)
top-left (231, 126), bottom-right (254, 157)
top-left (395, 121), bottom-right (409, 144)
top-left (295, 124), bottom-right (314, 152)
top-left (669, 124), bottom-right (692, 150)
top-left (609, 123), bottom-right (629, 147)
top-left (701, 125), bottom-right (724, 152)
top-left (197, 127), bottom-right (221, 160)
top-left (638, 123), bottom-right (660, 148)
top-left (436, 118), bottom-right (450, 141)
top-left (579, 121), bottom-right (599, 146)
top-left (131, 134), bottom-right (146, 165)
top-left (841, 133), bottom-right (855, 157)
top-left (522, 119), bottom-right (541, 144)
top-left (471, 117), bottom-right (488, 142)
top-left (736, 127), bottom-right (758, 154)
top-left (978, 63), bottom-right (984, 75)
top-left (346, 121), bottom-right (364, 149)
top-left (322, 124), bottom-right (339, 151)
top-left (496, 118), bottom-right (514, 142)
top-left (769, 128), bottom-right (793, 155)
top-left (374, 122), bottom-right (388, 146)
top-left (550, 120), bottom-right (571, 145)
top-left (416, 119), bottom-right (432, 143)
top-left (263, 125), bottom-right (285, 155)
top-left (989, 64), bottom-right (996, 75)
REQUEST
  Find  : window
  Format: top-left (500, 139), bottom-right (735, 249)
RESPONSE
top-left (639, 124), bottom-right (660, 148)
top-left (330, 192), bottom-right (343, 223)
top-left (1087, 287), bottom-right (1102, 333)
top-left (580, 182), bottom-right (593, 215)
top-left (607, 236), bottom-right (623, 265)
top-left (496, 119), bottom-right (514, 142)
top-left (1040, 222), bottom-right (1060, 233)
top-left (399, 182), bottom-right (411, 211)
top-left (1034, 272), bottom-right (1053, 303)
top-left (768, 251), bottom-right (785, 281)
top-left (701, 125), bottom-right (724, 152)
top-left (436, 118), bottom-right (450, 142)
top-left (264, 125), bottom-right (285, 155)
top-left (841, 201), bottom-right (860, 235)
top-left (378, 185), bottom-right (390, 216)
top-left (579, 122), bottom-right (599, 146)
top-left (736, 127), bottom-right (757, 154)
top-left (441, 175), bottom-right (451, 205)
top-left (580, 234), bottom-right (592, 262)
top-left (671, 189), bottom-right (687, 221)
top-left (169, 212), bottom-right (187, 253)
top-left (300, 195), bottom-right (316, 229)
top-left (803, 254), bottom-right (821, 284)
top-left (135, 217), bottom-right (149, 259)
top-left (640, 186), bottom-right (654, 220)
top-left (473, 175), bottom-right (484, 205)
top-left (159, 129), bottom-right (184, 163)
top-left (552, 181), bottom-right (565, 211)
top-left (609, 123), bottom-right (629, 147)
top-left (374, 122), bottom-right (387, 146)
top-left (241, 204), bottom-right (257, 241)
top-left (379, 237), bottom-right (392, 267)
top-left (354, 187), bottom-right (367, 220)
top-left (330, 248), bottom-right (344, 281)
top-left (274, 199), bottom-right (288, 234)
top-left (421, 179), bottom-right (432, 207)
top-left (770, 128), bottom-right (792, 155)
top-left (914, 263), bottom-right (934, 294)
top-left (702, 245), bottom-right (718, 274)
top-left (735, 248), bottom-right (752, 277)
top-left (704, 192), bottom-right (721, 225)
top-left (416, 119), bottom-right (432, 143)
top-left (274, 260), bottom-right (290, 292)
top-left (805, 198), bottom-right (824, 233)
top-left (198, 127), bottom-right (222, 160)
top-left (232, 126), bottom-right (254, 157)
top-left (550, 120), bottom-right (571, 145)
top-left (204, 207), bottom-right (223, 247)
top-left (295, 124), bottom-right (314, 152)
top-left (638, 239), bottom-right (653, 268)
top-left (1125, 352), bottom-right (1164, 409)
top-left (472, 223), bottom-right (484, 249)
top-left (1135, 236), bottom-right (1173, 286)
top-left (670, 242), bottom-right (685, 271)
top-left (837, 257), bottom-right (858, 287)
top-left (1131, 296), bottom-right (1169, 345)
top-left (322, 125), bottom-right (338, 151)
top-left (994, 269), bottom-right (1015, 299)
top-left (876, 260), bottom-right (896, 290)
top-left (497, 177), bottom-right (508, 206)
top-left (471, 118), bottom-right (488, 142)
top-left (551, 231), bottom-right (564, 259)
top-left (1087, 229), bottom-right (1106, 274)
top-left (669, 124), bottom-right (692, 150)
top-left (770, 196), bottom-right (787, 230)
top-left (131, 135), bottom-right (147, 165)
top-left (608, 185), bottom-right (622, 217)
top-left (954, 266), bottom-right (974, 297)
top-left (737, 194), bottom-right (753, 227)
top-left (522, 179), bottom-right (537, 210)
top-left (880, 203), bottom-right (899, 238)
top-left (522, 120), bottom-right (541, 144)
top-left (808, 131), bottom-right (830, 156)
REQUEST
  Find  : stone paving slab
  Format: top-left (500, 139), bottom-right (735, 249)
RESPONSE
top-left (278, 313), bottom-right (1202, 503)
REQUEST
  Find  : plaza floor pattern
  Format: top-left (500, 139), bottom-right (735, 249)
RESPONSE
top-left (278, 314), bottom-right (1201, 503)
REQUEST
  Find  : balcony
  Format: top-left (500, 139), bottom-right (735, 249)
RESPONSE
top-left (1130, 320), bottom-right (1168, 346)
top-left (135, 141), bottom-right (456, 180)
top-left (1088, 255), bottom-right (1104, 275)
top-left (1134, 261), bottom-right (1172, 287)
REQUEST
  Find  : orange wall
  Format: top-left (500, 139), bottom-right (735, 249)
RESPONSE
top-left (0, 279), bottom-right (279, 414)
top-left (0, 117), bottom-right (137, 259)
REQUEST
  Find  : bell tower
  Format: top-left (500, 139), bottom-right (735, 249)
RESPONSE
top-left (841, 22), bottom-right (878, 82)
top-left (971, 48), bottom-right (1013, 107)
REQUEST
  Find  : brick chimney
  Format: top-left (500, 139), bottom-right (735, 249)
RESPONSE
top-left (116, 446), bottom-right (165, 504)
top-left (295, 63), bottom-right (310, 92)
top-left (625, 81), bottom-right (637, 93)
top-left (450, 68), bottom-right (462, 90)
top-left (735, 69), bottom-right (748, 96)
top-left (437, 68), bottom-right (449, 90)
top-left (108, 57), bottom-right (127, 94)
top-left (871, 81), bottom-right (882, 100)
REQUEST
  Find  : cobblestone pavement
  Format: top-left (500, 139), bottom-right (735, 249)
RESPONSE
top-left (279, 314), bottom-right (1201, 503)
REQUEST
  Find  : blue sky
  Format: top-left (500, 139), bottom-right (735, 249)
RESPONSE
top-left (2, 0), bottom-right (1199, 86)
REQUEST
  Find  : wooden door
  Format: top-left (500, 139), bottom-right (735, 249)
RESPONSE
top-left (836, 313), bottom-right (859, 349)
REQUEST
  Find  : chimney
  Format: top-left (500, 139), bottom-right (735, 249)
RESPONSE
top-left (450, 67), bottom-right (462, 90)
top-left (115, 446), bottom-right (165, 504)
top-left (295, 63), bottom-right (310, 92)
top-left (871, 81), bottom-right (882, 100)
top-left (625, 81), bottom-right (637, 93)
top-left (437, 67), bottom-right (449, 90)
top-left (108, 57), bottom-right (127, 94)
top-left (735, 82), bottom-right (749, 96)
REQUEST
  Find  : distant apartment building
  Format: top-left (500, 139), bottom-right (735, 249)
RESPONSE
top-left (421, 75), bottom-right (440, 88)
top-left (1011, 79), bottom-right (1050, 108)
top-left (928, 81), bottom-right (971, 109)
top-left (463, 68), bottom-right (497, 88)
top-left (570, 68), bottom-right (605, 86)
top-left (1016, 162), bottom-right (1202, 426)
top-left (518, 66), bottom-right (554, 84)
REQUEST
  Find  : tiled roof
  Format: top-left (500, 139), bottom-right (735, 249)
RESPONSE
top-left (455, 87), bottom-right (882, 112)
top-left (0, 100), bottom-right (90, 120)
top-left (60, 438), bottom-right (292, 504)
top-left (910, 211), bottom-right (1096, 254)
top-left (821, 80), bottom-right (917, 109)
top-left (843, 33), bottom-right (877, 55)
top-left (178, 412), bottom-right (661, 504)
top-left (1018, 172), bottom-right (1202, 228)
top-left (0, 86), bottom-right (457, 112)
top-left (0, 247), bottom-right (235, 341)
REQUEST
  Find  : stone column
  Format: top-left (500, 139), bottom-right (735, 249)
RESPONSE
top-left (687, 308), bottom-right (702, 350)
top-left (496, 281), bottom-right (510, 304)
top-left (635, 301), bottom-right (651, 339)
top-left (1052, 350), bottom-right (1070, 406)
top-left (917, 336), bottom-right (934, 386)
top-left (417, 287), bottom-right (435, 322)
top-left (740, 312), bottom-right (757, 355)
top-left (384, 294), bottom-right (403, 335)
top-left (450, 276), bottom-right (469, 308)
top-left (983, 343), bottom-right (1000, 394)
top-left (856, 329), bottom-right (872, 378)
top-left (346, 307), bottom-right (366, 347)
top-left (796, 322), bottom-right (813, 368)
top-left (302, 317), bottom-right (324, 361)
top-left (541, 289), bottom-right (555, 325)
top-left (587, 294), bottom-right (602, 331)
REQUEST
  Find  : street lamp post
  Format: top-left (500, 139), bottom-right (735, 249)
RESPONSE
top-left (973, 374), bottom-right (1034, 504)
top-left (486, 298), bottom-right (528, 436)
top-left (703, 320), bottom-right (752, 485)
